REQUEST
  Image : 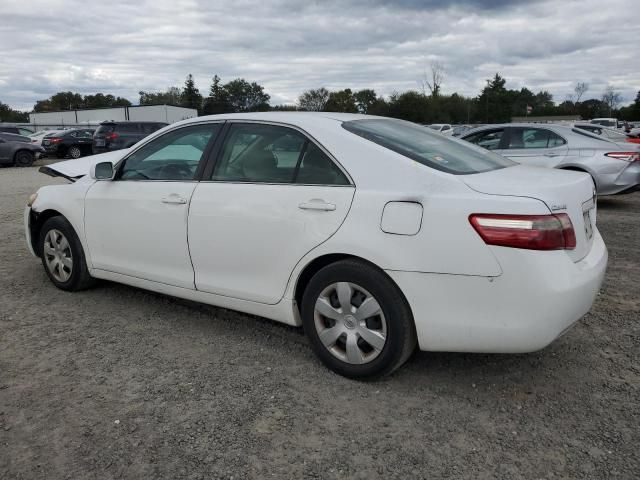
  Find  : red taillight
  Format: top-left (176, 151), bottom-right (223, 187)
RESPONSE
top-left (605, 151), bottom-right (640, 162)
top-left (105, 132), bottom-right (118, 141)
top-left (469, 213), bottom-right (576, 250)
top-left (49, 137), bottom-right (62, 144)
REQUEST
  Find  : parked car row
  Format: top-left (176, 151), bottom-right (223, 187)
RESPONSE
top-left (0, 121), bottom-right (168, 167)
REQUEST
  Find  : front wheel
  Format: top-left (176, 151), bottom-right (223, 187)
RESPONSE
top-left (39, 216), bottom-right (96, 291)
top-left (14, 150), bottom-right (34, 167)
top-left (301, 259), bottom-right (417, 379)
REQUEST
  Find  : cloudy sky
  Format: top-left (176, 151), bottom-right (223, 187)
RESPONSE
top-left (1, 0), bottom-right (637, 111)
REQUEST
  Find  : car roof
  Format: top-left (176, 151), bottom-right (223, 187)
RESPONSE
top-left (100, 120), bottom-right (168, 125)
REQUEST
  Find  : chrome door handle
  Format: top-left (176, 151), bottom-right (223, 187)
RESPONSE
top-left (161, 195), bottom-right (187, 205)
top-left (298, 200), bottom-right (336, 211)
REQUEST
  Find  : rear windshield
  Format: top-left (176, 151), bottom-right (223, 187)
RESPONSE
top-left (96, 125), bottom-right (115, 135)
top-left (342, 118), bottom-right (514, 174)
top-left (115, 123), bottom-right (140, 133)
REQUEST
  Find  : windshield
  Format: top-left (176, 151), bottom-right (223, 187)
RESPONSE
top-left (342, 118), bottom-right (514, 174)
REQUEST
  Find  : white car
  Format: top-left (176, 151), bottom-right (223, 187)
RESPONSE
top-left (428, 123), bottom-right (454, 135)
top-left (25, 113), bottom-right (607, 379)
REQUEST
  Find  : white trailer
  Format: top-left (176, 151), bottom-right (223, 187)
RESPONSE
top-left (28, 105), bottom-right (197, 131)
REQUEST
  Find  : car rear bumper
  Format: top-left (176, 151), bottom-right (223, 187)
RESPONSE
top-left (387, 229), bottom-right (607, 353)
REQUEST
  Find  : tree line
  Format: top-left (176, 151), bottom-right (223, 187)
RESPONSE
top-left (2, 72), bottom-right (639, 124)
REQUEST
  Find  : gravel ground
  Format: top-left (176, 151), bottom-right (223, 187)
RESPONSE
top-left (1, 163), bottom-right (638, 479)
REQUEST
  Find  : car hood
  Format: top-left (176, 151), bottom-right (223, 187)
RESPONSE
top-left (39, 149), bottom-right (129, 181)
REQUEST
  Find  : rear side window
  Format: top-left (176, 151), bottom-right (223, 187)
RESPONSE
top-left (212, 123), bottom-right (350, 185)
top-left (344, 119), bottom-right (513, 174)
top-left (507, 128), bottom-right (566, 149)
top-left (96, 125), bottom-right (115, 135)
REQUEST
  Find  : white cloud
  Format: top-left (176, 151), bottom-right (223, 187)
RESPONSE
top-left (0, 0), bottom-right (637, 110)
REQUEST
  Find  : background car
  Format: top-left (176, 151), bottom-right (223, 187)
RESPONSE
top-left (428, 123), bottom-right (453, 135)
top-left (28, 129), bottom-right (69, 146)
top-left (462, 123), bottom-right (640, 195)
top-left (589, 118), bottom-right (618, 129)
top-left (0, 125), bottom-right (35, 136)
top-left (573, 123), bottom-right (640, 144)
top-left (42, 128), bottom-right (95, 159)
top-left (0, 132), bottom-right (44, 167)
top-left (92, 121), bottom-right (167, 154)
top-left (27, 113), bottom-right (606, 379)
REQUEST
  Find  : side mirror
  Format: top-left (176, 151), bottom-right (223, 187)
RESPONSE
top-left (91, 161), bottom-right (115, 180)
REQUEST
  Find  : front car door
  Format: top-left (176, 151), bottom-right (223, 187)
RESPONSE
top-left (188, 122), bottom-right (355, 304)
top-left (84, 122), bottom-right (223, 288)
top-left (495, 127), bottom-right (568, 167)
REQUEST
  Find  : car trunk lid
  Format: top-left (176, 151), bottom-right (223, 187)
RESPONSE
top-left (463, 165), bottom-right (597, 262)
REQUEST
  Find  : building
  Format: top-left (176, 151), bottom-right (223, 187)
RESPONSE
top-left (28, 105), bottom-right (197, 131)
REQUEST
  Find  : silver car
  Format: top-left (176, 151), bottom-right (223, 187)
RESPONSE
top-left (461, 123), bottom-right (640, 195)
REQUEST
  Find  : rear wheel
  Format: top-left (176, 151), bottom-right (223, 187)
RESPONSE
top-left (14, 150), bottom-right (34, 167)
top-left (39, 216), bottom-right (96, 291)
top-left (301, 259), bottom-right (416, 379)
top-left (68, 145), bottom-right (82, 159)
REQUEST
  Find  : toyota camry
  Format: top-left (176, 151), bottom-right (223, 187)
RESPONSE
top-left (25, 113), bottom-right (607, 379)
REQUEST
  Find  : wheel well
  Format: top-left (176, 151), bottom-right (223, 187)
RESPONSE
top-left (14, 149), bottom-right (35, 160)
top-left (30, 209), bottom-right (63, 256)
top-left (293, 254), bottom-right (413, 319)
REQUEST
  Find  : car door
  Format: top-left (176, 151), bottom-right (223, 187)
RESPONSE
top-left (84, 122), bottom-right (223, 288)
top-left (188, 122), bottom-right (355, 304)
top-left (495, 127), bottom-right (568, 167)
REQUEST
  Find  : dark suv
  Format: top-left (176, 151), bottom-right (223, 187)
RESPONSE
top-left (92, 121), bottom-right (167, 154)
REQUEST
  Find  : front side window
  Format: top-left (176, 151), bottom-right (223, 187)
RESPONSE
top-left (344, 119), bottom-right (513, 174)
top-left (507, 128), bottom-right (566, 149)
top-left (119, 123), bottom-right (221, 181)
top-left (463, 129), bottom-right (505, 151)
top-left (212, 123), bottom-right (349, 185)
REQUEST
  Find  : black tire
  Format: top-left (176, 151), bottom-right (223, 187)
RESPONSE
top-left (39, 216), bottom-right (96, 291)
top-left (301, 259), bottom-right (417, 379)
top-left (14, 150), bottom-right (34, 167)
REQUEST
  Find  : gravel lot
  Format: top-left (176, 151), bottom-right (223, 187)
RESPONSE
top-left (1, 163), bottom-right (638, 479)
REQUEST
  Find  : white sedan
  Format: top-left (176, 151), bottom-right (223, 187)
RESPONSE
top-left (25, 113), bottom-right (607, 379)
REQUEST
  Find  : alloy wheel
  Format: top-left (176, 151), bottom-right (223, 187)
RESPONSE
top-left (313, 282), bottom-right (387, 364)
top-left (43, 229), bottom-right (73, 282)
top-left (69, 146), bottom-right (81, 159)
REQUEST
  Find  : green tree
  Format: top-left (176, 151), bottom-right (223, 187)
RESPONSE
top-left (297, 87), bottom-right (330, 111)
top-left (325, 89), bottom-right (357, 113)
top-left (202, 75), bottom-right (231, 114)
top-left (0, 100), bottom-right (28, 122)
top-left (139, 87), bottom-right (181, 106)
top-left (223, 78), bottom-right (270, 112)
top-left (478, 73), bottom-right (512, 123)
top-left (353, 89), bottom-right (378, 114)
top-left (180, 74), bottom-right (203, 111)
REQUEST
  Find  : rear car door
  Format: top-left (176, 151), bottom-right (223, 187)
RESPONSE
top-left (496, 127), bottom-right (568, 167)
top-left (188, 122), bottom-right (355, 304)
top-left (84, 122), bottom-right (223, 288)
top-left (0, 138), bottom-right (12, 163)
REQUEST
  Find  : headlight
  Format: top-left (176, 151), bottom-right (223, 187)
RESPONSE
top-left (27, 193), bottom-right (38, 207)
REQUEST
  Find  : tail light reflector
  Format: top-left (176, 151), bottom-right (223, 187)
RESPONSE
top-left (49, 137), bottom-right (62, 144)
top-left (605, 152), bottom-right (640, 162)
top-left (105, 132), bottom-right (119, 141)
top-left (469, 213), bottom-right (576, 250)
